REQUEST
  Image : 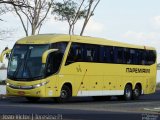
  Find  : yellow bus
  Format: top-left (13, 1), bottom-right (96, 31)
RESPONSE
top-left (4, 34), bottom-right (157, 102)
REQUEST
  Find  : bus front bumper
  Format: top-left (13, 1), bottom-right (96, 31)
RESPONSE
top-left (6, 85), bottom-right (46, 97)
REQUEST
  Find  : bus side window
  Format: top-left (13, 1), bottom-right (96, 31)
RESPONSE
top-left (113, 47), bottom-right (118, 64)
top-left (46, 52), bottom-right (60, 76)
top-left (74, 44), bottom-right (84, 62)
top-left (84, 44), bottom-right (99, 62)
top-left (137, 50), bottom-right (142, 65)
top-left (99, 46), bottom-right (115, 63)
top-left (124, 48), bottom-right (129, 64)
top-left (99, 46), bottom-right (105, 63)
top-left (130, 49), bottom-right (136, 64)
top-left (109, 46), bottom-right (114, 63)
top-left (145, 50), bottom-right (156, 65)
top-left (102, 46), bottom-right (108, 63)
top-left (134, 49), bottom-right (139, 64)
top-left (142, 50), bottom-right (146, 65)
top-left (116, 47), bottom-right (124, 64)
top-left (149, 50), bottom-right (156, 65)
top-left (66, 43), bottom-right (84, 65)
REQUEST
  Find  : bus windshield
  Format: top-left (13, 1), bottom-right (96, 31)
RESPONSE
top-left (8, 44), bottom-right (49, 80)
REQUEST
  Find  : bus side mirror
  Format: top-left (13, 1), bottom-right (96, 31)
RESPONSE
top-left (42, 49), bottom-right (58, 64)
top-left (0, 49), bottom-right (12, 63)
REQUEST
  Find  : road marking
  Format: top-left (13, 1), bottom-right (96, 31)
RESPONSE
top-left (144, 107), bottom-right (160, 112)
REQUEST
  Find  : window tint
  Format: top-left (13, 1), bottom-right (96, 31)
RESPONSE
top-left (124, 48), bottom-right (130, 64)
top-left (66, 43), bottom-right (84, 65)
top-left (65, 42), bottom-right (156, 66)
top-left (100, 46), bottom-right (114, 63)
top-left (51, 42), bottom-right (67, 53)
top-left (66, 43), bottom-right (99, 65)
top-left (46, 42), bottom-right (67, 76)
top-left (116, 47), bottom-right (124, 64)
top-left (84, 44), bottom-right (99, 62)
top-left (145, 50), bottom-right (156, 65)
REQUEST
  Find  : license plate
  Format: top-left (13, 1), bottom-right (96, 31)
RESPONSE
top-left (18, 91), bottom-right (25, 95)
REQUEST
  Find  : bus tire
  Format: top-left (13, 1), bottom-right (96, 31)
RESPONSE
top-left (54, 85), bottom-right (71, 103)
top-left (25, 97), bottom-right (40, 102)
top-left (132, 84), bottom-right (141, 100)
top-left (123, 84), bottom-right (132, 101)
top-left (92, 96), bottom-right (111, 101)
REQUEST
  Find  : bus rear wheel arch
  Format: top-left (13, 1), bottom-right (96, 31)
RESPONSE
top-left (132, 83), bottom-right (142, 100)
top-left (54, 83), bottom-right (72, 103)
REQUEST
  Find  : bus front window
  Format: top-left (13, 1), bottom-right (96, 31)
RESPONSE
top-left (8, 44), bottom-right (49, 80)
top-left (8, 42), bottom-right (68, 81)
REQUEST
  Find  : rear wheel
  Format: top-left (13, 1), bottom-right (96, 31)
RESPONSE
top-left (132, 85), bottom-right (141, 100)
top-left (123, 84), bottom-right (132, 101)
top-left (25, 97), bottom-right (40, 102)
top-left (54, 85), bottom-right (71, 103)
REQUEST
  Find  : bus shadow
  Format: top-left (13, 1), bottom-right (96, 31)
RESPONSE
top-left (4, 94), bottom-right (160, 105)
top-left (2, 90), bottom-right (160, 105)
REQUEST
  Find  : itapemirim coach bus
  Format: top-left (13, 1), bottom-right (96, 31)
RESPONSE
top-left (2, 34), bottom-right (157, 103)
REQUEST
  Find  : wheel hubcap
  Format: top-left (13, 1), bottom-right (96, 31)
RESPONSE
top-left (126, 88), bottom-right (131, 98)
top-left (61, 90), bottom-right (67, 98)
top-left (134, 89), bottom-right (139, 96)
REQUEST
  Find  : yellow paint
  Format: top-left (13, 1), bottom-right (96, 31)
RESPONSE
top-left (42, 49), bottom-right (58, 63)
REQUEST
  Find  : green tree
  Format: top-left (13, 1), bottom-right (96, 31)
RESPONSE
top-left (52, 0), bottom-right (86, 35)
top-left (0, 0), bottom-right (31, 21)
top-left (52, 0), bottom-right (100, 36)
top-left (11, 0), bottom-right (54, 36)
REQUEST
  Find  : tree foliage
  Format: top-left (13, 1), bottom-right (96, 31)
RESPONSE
top-left (0, 0), bottom-right (29, 7)
top-left (52, 0), bottom-right (100, 36)
top-left (10, 0), bottom-right (54, 36)
top-left (52, 0), bottom-right (86, 35)
top-left (0, 0), bottom-right (33, 38)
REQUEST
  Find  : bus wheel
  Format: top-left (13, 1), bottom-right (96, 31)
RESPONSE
top-left (92, 96), bottom-right (111, 101)
top-left (123, 84), bottom-right (132, 101)
top-left (25, 97), bottom-right (40, 102)
top-left (54, 85), bottom-right (71, 103)
top-left (132, 85), bottom-right (141, 100)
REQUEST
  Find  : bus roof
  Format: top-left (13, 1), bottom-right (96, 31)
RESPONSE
top-left (16, 34), bottom-right (155, 50)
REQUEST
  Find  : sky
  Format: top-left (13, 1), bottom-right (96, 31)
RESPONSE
top-left (0, 0), bottom-right (160, 65)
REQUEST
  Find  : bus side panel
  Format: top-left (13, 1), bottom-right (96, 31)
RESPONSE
top-left (45, 75), bottom-right (60, 97)
top-left (145, 65), bottom-right (157, 94)
top-left (60, 63), bottom-right (104, 97)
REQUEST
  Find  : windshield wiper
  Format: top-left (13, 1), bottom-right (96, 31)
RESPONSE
top-left (13, 61), bottom-right (23, 79)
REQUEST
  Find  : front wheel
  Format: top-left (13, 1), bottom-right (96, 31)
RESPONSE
top-left (54, 85), bottom-right (71, 103)
top-left (123, 84), bottom-right (132, 101)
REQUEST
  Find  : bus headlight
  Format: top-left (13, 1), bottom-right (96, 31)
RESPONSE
top-left (32, 81), bottom-right (49, 89)
top-left (6, 81), bottom-right (49, 89)
top-left (6, 83), bottom-right (10, 86)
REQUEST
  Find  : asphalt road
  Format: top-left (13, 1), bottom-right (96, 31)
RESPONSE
top-left (0, 91), bottom-right (160, 120)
